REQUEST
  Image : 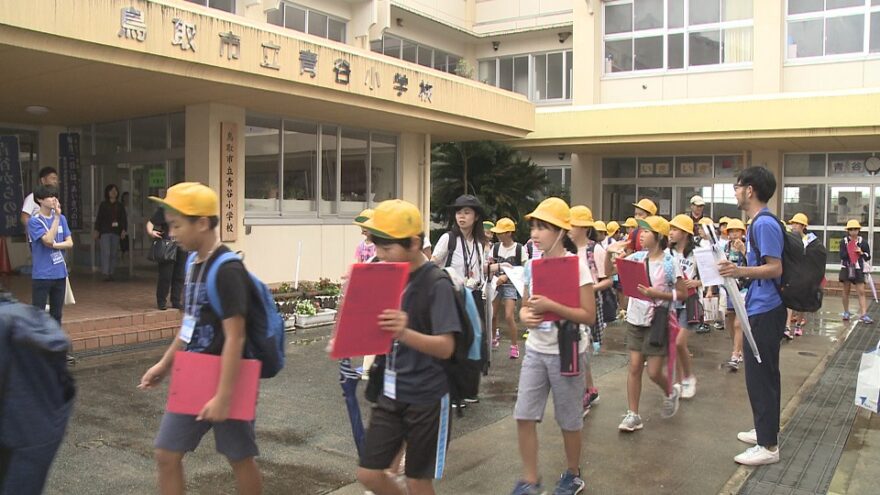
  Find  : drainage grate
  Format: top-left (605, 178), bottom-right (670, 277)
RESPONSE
top-left (739, 304), bottom-right (880, 495)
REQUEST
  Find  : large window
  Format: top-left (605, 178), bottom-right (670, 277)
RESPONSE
top-left (244, 115), bottom-right (398, 219)
top-left (185, 0), bottom-right (234, 13)
top-left (370, 35), bottom-right (461, 74)
top-left (603, 0), bottom-right (753, 74)
top-left (479, 50), bottom-right (573, 102)
top-left (786, 0), bottom-right (880, 60)
top-left (268, 2), bottom-right (346, 43)
top-left (542, 166), bottom-right (572, 201)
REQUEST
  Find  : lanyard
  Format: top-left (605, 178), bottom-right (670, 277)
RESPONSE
top-left (387, 341), bottom-right (399, 372)
top-left (460, 235), bottom-right (480, 278)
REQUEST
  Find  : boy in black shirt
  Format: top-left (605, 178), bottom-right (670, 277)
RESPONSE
top-left (138, 183), bottom-right (262, 495)
top-left (356, 199), bottom-right (461, 495)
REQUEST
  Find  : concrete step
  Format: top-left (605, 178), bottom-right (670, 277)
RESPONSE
top-left (66, 309), bottom-right (182, 353)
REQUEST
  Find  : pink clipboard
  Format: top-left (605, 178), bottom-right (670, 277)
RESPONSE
top-left (166, 351), bottom-right (261, 421)
top-left (330, 262), bottom-right (409, 359)
top-left (847, 238), bottom-right (860, 266)
top-left (531, 256), bottom-right (580, 322)
top-left (615, 258), bottom-right (652, 301)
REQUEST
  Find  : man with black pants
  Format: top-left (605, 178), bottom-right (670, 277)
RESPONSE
top-left (147, 207), bottom-right (185, 310)
top-left (719, 166), bottom-right (785, 466)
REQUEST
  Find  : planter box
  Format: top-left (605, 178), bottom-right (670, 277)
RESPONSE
top-left (295, 309), bottom-right (337, 328)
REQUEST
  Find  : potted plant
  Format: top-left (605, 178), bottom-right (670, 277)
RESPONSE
top-left (294, 298), bottom-right (337, 328)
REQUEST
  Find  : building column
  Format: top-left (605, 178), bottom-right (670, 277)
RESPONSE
top-left (751, 148), bottom-right (784, 215)
top-left (397, 132), bottom-right (430, 221)
top-left (571, 152), bottom-right (600, 211)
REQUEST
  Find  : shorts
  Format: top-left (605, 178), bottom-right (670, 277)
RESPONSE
top-left (496, 283), bottom-right (519, 300)
top-left (360, 394), bottom-right (451, 480)
top-left (676, 307), bottom-right (698, 332)
top-left (839, 267), bottom-right (866, 284)
top-left (154, 412), bottom-right (258, 462)
top-left (513, 348), bottom-right (586, 432)
top-left (626, 324), bottom-right (668, 356)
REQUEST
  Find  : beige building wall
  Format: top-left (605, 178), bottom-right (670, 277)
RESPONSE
top-left (474, 0), bottom-right (572, 33)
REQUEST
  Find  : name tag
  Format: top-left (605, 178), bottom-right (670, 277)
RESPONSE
top-left (383, 369), bottom-right (397, 400)
top-left (50, 251), bottom-right (64, 265)
top-left (111, 222), bottom-right (119, 228)
top-left (535, 321), bottom-right (554, 333)
top-left (178, 315), bottom-right (196, 344)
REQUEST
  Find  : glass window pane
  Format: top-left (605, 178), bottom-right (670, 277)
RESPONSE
top-left (513, 56), bottom-right (529, 96)
top-left (723, 27), bottom-right (753, 63)
top-left (677, 185), bottom-right (711, 216)
top-left (447, 56), bottom-right (461, 74)
top-left (689, 0), bottom-right (720, 25)
top-left (341, 129), bottom-right (368, 213)
top-left (479, 60), bottom-right (497, 85)
top-left (788, 19), bottom-right (823, 58)
top-left (826, 15), bottom-right (864, 55)
top-left (603, 184), bottom-right (637, 221)
top-left (328, 19), bottom-right (345, 42)
top-left (715, 155), bottom-right (744, 178)
top-left (635, 36), bottom-right (664, 70)
top-left (712, 183), bottom-right (740, 221)
top-left (723, 0), bottom-right (752, 21)
top-left (634, 0), bottom-right (663, 30)
top-left (829, 153), bottom-right (872, 177)
top-left (434, 50), bottom-right (448, 71)
top-left (499, 57), bottom-right (513, 90)
top-left (638, 157), bottom-right (673, 178)
top-left (871, 13), bottom-right (880, 53)
top-left (547, 52), bottom-right (563, 99)
top-left (788, 0), bottom-right (824, 15)
top-left (606, 39), bottom-right (633, 72)
top-left (402, 40), bottom-right (417, 63)
top-left (566, 51), bottom-right (573, 99)
top-left (169, 112), bottom-right (185, 149)
top-left (320, 126), bottom-right (338, 215)
top-left (783, 185), bottom-right (824, 229)
top-left (383, 36), bottom-right (401, 58)
top-left (827, 230), bottom-right (846, 265)
top-left (267, 8), bottom-right (283, 26)
top-left (829, 186), bottom-right (871, 226)
top-left (689, 30), bottom-right (721, 66)
top-left (245, 116), bottom-right (280, 213)
top-left (602, 157), bottom-right (637, 178)
top-left (533, 54), bottom-right (547, 100)
top-left (669, 33), bottom-right (685, 68)
top-left (209, 0), bottom-right (235, 13)
top-left (605, 3), bottom-right (633, 35)
top-left (130, 115), bottom-right (166, 151)
top-left (370, 39), bottom-right (382, 53)
top-left (784, 153), bottom-right (826, 177)
top-left (545, 169), bottom-right (563, 197)
top-left (282, 120), bottom-right (317, 212)
top-left (308, 11), bottom-right (328, 38)
top-left (669, 0), bottom-right (684, 28)
top-left (285, 5), bottom-right (306, 32)
top-left (827, 0), bottom-right (864, 9)
top-left (875, 186), bottom-right (880, 227)
top-left (639, 186), bottom-right (673, 216)
top-left (675, 156), bottom-right (713, 178)
top-left (418, 46), bottom-right (433, 67)
top-left (371, 134), bottom-right (397, 205)
top-left (95, 120), bottom-right (127, 155)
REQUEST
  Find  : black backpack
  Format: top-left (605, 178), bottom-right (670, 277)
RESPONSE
top-left (749, 211), bottom-right (826, 312)
top-left (492, 243), bottom-right (524, 267)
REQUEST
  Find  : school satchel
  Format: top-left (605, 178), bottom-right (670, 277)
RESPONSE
top-left (148, 238), bottom-right (178, 263)
top-left (749, 211), bottom-right (827, 312)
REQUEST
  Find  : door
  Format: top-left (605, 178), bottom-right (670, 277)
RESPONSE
top-left (827, 185), bottom-right (873, 267)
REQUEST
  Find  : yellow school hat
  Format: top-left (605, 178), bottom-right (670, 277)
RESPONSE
top-left (525, 197), bottom-right (571, 230)
top-left (149, 182), bottom-right (219, 217)
top-left (593, 220), bottom-right (607, 232)
top-left (726, 218), bottom-right (746, 232)
top-left (491, 217), bottom-right (516, 234)
top-left (719, 216), bottom-right (731, 225)
top-left (361, 199), bottom-right (424, 239)
top-left (698, 217), bottom-right (714, 227)
top-left (637, 216), bottom-right (669, 237)
top-left (846, 219), bottom-right (862, 230)
top-left (670, 214), bottom-right (695, 235)
top-left (354, 208), bottom-right (374, 225)
top-left (624, 217), bottom-right (638, 228)
top-left (788, 213), bottom-right (809, 226)
top-left (570, 206), bottom-right (595, 227)
top-left (606, 221), bottom-right (621, 236)
top-left (632, 198), bottom-right (658, 216)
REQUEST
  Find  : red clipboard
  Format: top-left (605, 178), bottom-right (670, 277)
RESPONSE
top-left (531, 256), bottom-right (580, 322)
top-left (847, 238), bottom-right (860, 266)
top-left (330, 262), bottom-right (409, 359)
top-left (615, 258), bottom-right (652, 301)
top-left (166, 351), bottom-right (261, 421)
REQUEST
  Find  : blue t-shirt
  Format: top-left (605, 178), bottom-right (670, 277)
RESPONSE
top-left (27, 213), bottom-right (70, 280)
top-left (745, 209), bottom-right (783, 316)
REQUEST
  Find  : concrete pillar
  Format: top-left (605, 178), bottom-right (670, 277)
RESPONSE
top-left (571, 152), bottom-right (600, 211)
top-left (397, 132), bottom-right (429, 219)
top-left (38, 125), bottom-right (64, 170)
top-left (572, 0), bottom-right (599, 105)
top-left (751, 148), bottom-right (784, 215)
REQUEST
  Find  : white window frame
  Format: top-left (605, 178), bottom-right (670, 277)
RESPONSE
top-left (186, 0), bottom-right (235, 14)
top-left (478, 50), bottom-right (574, 104)
top-left (269, 1), bottom-right (347, 43)
top-left (602, 0), bottom-right (754, 78)
top-left (784, 0), bottom-right (880, 65)
top-left (371, 34), bottom-right (462, 75)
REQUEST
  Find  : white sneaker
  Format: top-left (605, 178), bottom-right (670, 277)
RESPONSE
top-left (737, 428), bottom-right (758, 445)
top-left (661, 384), bottom-right (681, 419)
top-left (680, 376), bottom-right (697, 399)
top-left (734, 445), bottom-right (780, 466)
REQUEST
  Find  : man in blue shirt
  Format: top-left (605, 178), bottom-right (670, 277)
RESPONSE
top-left (719, 166), bottom-right (785, 467)
top-left (27, 185), bottom-right (73, 324)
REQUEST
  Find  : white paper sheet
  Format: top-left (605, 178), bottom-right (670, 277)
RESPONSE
top-left (693, 247), bottom-right (724, 287)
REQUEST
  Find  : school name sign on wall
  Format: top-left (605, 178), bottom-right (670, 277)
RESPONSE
top-left (220, 122), bottom-right (238, 242)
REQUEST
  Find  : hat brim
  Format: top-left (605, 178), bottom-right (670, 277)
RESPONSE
top-left (691, 201), bottom-right (706, 206)
top-left (570, 220), bottom-right (595, 228)
top-left (148, 196), bottom-right (184, 215)
top-left (788, 220), bottom-right (807, 226)
top-left (354, 215), bottom-right (370, 225)
top-left (490, 227), bottom-right (514, 234)
top-left (631, 203), bottom-right (657, 215)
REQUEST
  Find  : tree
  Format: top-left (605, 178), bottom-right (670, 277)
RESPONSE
top-left (431, 141), bottom-right (549, 242)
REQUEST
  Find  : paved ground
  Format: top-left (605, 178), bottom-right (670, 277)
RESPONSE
top-left (44, 298), bottom-right (868, 494)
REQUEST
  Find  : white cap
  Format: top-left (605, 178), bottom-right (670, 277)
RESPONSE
top-left (690, 195), bottom-right (706, 206)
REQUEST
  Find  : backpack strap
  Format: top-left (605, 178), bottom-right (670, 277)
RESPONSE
top-left (445, 232), bottom-right (457, 268)
top-left (493, 242), bottom-right (500, 260)
top-left (527, 242), bottom-right (533, 259)
top-left (515, 243), bottom-right (522, 266)
top-left (747, 210), bottom-right (785, 292)
top-left (204, 251), bottom-right (243, 319)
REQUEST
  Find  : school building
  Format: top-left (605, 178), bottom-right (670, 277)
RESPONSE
top-left (3, 0), bottom-right (880, 289)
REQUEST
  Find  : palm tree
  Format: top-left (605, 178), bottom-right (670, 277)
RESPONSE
top-left (431, 141), bottom-right (549, 241)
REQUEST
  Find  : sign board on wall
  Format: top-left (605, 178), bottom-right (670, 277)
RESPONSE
top-left (58, 133), bottom-right (83, 230)
top-left (0, 136), bottom-right (24, 236)
top-left (220, 122), bottom-right (238, 242)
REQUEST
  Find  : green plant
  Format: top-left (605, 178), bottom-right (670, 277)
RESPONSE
top-left (317, 277), bottom-right (342, 296)
top-left (294, 299), bottom-right (317, 316)
top-left (277, 282), bottom-right (294, 294)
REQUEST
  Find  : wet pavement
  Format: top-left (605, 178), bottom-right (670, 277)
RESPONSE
top-left (43, 298), bottom-right (875, 494)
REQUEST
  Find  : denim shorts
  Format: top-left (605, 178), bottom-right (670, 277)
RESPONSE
top-left (496, 283), bottom-right (519, 300)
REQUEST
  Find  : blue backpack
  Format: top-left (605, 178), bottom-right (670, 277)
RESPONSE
top-left (188, 252), bottom-right (286, 378)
